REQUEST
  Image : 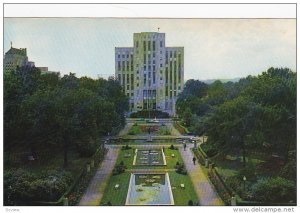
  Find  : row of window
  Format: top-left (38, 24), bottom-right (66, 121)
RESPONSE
top-left (117, 52), bottom-right (133, 59)
top-left (135, 40), bottom-right (164, 50)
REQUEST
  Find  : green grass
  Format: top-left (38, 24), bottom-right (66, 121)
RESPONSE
top-left (115, 148), bottom-right (183, 170)
top-left (168, 171), bottom-right (199, 205)
top-left (127, 125), bottom-right (142, 135)
top-left (127, 123), bottom-right (171, 136)
top-left (100, 172), bottom-right (131, 206)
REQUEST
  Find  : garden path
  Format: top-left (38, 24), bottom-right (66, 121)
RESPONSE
top-left (78, 146), bottom-right (120, 206)
top-left (179, 144), bottom-right (224, 206)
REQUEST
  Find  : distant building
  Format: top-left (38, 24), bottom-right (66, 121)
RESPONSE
top-left (4, 45), bottom-right (59, 75)
top-left (115, 32), bottom-right (184, 116)
top-left (4, 45), bottom-right (29, 72)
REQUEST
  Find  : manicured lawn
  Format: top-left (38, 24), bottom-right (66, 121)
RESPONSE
top-left (168, 171), bottom-right (199, 205)
top-left (100, 172), bottom-right (131, 206)
top-left (127, 123), bottom-right (171, 136)
top-left (115, 147), bottom-right (184, 169)
top-left (128, 125), bottom-right (142, 135)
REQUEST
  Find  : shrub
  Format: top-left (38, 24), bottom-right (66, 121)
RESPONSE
top-left (122, 145), bottom-right (131, 150)
top-left (112, 162), bottom-right (126, 175)
top-left (128, 130), bottom-right (136, 135)
top-left (4, 168), bottom-right (74, 204)
top-left (175, 163), bottom-right (187, 175)
top-left (252, 177), bottom-right (296, 203)
top-left (279, 160), bottom-right (296, 182)
top-left (224, 175), bottom-right (242, 193)
top-left (169, 144), bottom-right (177, 150)
top-left (188, 200), bottom-right (194, 206)
top-left (201, 142), bottom-right (218, 157)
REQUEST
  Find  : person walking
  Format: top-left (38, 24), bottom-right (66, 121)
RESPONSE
top-left (192, 157), bottom-right (196, 165)
top-left (183, 143), bottom-right (187, 151)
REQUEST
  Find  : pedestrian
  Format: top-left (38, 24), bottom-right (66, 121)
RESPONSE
top-left (184, 143), bottom-right (187, 151)
top-left (192, 157), bottom-right (196, 165)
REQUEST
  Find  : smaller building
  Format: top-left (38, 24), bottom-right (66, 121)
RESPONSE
top-left (4, 46), bottom-right (29, 72)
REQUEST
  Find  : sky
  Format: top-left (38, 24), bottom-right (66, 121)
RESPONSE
top-left (4, 18), bottom-right (296, 80)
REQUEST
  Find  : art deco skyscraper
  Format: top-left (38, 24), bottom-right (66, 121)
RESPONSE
top-left (115, 32), bottom-right (184, 116)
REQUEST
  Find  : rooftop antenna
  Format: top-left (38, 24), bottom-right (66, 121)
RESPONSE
top-left (158, 27), bottom-right (160, 32)
top-left (10, 41), bottom-right (12, 48)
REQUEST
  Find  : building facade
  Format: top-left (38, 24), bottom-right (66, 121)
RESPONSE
top-left (115, 32), bottom-right (184, 116)
top-left (4, 46), bottom-right (30, 72)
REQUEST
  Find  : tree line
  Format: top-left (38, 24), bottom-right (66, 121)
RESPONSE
top-left (176, 67), bottom-right (296, 203)
top-left (4, 65), bottom-right (128, 167)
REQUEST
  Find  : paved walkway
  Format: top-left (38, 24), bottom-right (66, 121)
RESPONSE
top-left (179, 144), bottom-right (224, 206)
top-left (79, 147), bottom-right (120, 206)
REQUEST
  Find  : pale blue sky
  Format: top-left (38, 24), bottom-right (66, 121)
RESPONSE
top-left (4, 18), bottom-right (296, 80)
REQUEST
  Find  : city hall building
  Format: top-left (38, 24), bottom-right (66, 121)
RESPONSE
top-left (115, 32), bottom-right (184, 116)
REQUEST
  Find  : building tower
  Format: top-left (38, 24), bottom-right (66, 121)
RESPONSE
top-left (4, 44), bottom-right (30, 72)
top-left (115, 32), bottom-right (184, 116)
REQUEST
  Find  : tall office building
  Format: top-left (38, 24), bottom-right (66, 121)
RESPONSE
top-left (115, 32), bottom-right (184, 116)
top-left (4, 45), bottom-right (30, 72)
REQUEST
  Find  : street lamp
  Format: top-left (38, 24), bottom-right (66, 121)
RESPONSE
top-left (243, 176), bottom-right (247, 192)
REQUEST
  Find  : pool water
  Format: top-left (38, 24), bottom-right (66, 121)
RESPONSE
top-left (125, 173), bottom-right (174, 205)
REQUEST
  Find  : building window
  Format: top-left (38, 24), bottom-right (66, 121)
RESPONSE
top-left (148, 65), bottom-right (151, 71)
top-left (170, 51), bottom-right (172, 58)
top-left (122, 54), bottom-right (125, 58)
top-left (144, 65), bottom-right (146, 71)
top-left (153, 52), bottom-right (156, 57)
top-left (136, 41), bottom-right (139, 48)
top-left (127, 74), bottom-right (129, 84)
top-left (160, 64), bottom-right (162, 67)
top-left (148, 41), bottom-right (151, 50)
top-left (174, 51), bottom-right (177, 58)
top-left (153, 41), bottom-right (156, 51)
top-left (153, 72), bottom-right (156, 84)
top-left (143, 41), bottom-right (146, 50)
top-left (148, 72), bottom-right (151, 78)
top-left (118, 61), bottom-right (121, 71)
top-left (118, 54), bottom-right (120, 59)
top-left (122, 61), bottom-right (125, 71)
top-left (160, 41), bottom-right (163, 47)
top-left (153, 60), bottom-right (156, 64)
top-left (127, 85), bottom-right (129, 90)
top-left (153, 65), bottom-right (155, 71)
top-left (118, 74), bottom-right (121, 81)
top-left (165, 67), bottom-right (168, 84)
